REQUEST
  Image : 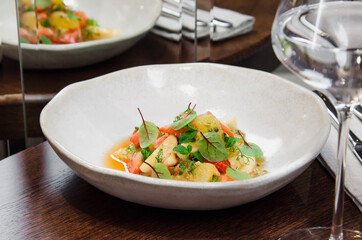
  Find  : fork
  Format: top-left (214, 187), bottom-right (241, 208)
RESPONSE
top-left (354, 104), bottom-right (362, 121)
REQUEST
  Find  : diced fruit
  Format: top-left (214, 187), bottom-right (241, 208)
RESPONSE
top-left (140, 135), bottom-right (178, 173)
top-left (192, 163), bottom-right (220, 182)
top-left (49, 11), bottom-right (80, 30)
top-left (208, 160), bottom-right (228, 173)
top-left (219, 174), bottom-right (234, 182)
top-left (130, 130), bottom-right (140, 147)
top-left (189, 114), bottom-right (224, 139)
top-left (21, 11), bottom-right (37, 31)
top-left (74, 11), bottom-right (87, 28)
top-left (82, 26), bottom-right (121, 41)
top-left (159, 125), bottom-right (187, 137)
top-left (128, 152), bottom-right (143, 174)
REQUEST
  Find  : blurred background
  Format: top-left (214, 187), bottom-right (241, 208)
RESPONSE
top-left (0, 0), bottom-right (282, 159)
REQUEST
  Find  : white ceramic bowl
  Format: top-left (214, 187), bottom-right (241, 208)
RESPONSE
top-left (0, 0), bottom-right (161, 69)
top-left (40, 63), bottom-right (330, 210)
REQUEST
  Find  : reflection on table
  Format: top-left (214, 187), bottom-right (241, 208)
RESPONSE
top-left (0, 0), bottom-right (280, 154)
top-left (0, 142), bottom-right (361, 239)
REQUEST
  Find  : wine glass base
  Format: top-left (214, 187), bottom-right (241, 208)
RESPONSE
top-left (279, 227), bottom-right (362, 240)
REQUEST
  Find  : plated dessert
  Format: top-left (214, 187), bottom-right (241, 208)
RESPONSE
top-left (18, 0), bottom-right (121, 44)
top-left (106, 104), bottom-right (267, 182)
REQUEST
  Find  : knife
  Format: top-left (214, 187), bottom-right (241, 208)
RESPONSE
top-left (314, 90), bottom-right (362, 164)
top-left (354, 104), bottom-right (362, 121)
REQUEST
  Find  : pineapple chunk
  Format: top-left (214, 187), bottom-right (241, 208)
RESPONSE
top-left (140, 135), bottom-right (178, 173)
top-left (112, 144), bottom-right (137, 163)
top-left (192, 163), bottom-right (220, 182)
top-left (21, 11), bottom-right (37, 31)
top-left (82, 26), bottom-right (121, 41)
top-left (49, 11), bottom-right (80, 30)
top-left (190, 114), bottom-right (224, 140)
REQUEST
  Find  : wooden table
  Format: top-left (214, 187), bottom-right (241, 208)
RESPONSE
top-left (0, 0), bottom-right (280, 141)
top-left (0, 142), bottom-right (361, 239)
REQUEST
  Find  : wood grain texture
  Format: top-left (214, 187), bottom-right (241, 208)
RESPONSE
top-left (0, 142), bottom-right (361, 240)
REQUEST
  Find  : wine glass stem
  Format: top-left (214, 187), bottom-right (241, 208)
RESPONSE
top-left (330, 105), bottom-right (353, 240)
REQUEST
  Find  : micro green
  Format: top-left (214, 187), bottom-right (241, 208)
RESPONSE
top-left (170, 103), bottom-right (197, 130)
top-left (179, 131), bottom-right (197, 144)
top-left (66, 10), bottom-right (81, 21)
top-left (40, 20), bottom-right (50, 27)
top-left (211, 176), bottom-right (219, 182)
top-left (87, 18), bottom-right (99, 26)
top-left (225, 135), bottom-right (242, 148)
top-left (137, 108), bottom-right (158, 148)
top-left (20, 37), bottom-right (30, 44)
top-left (226, 166), bottom-right (251, 180)
top-left (185, 124), bottom-right (197, 131)
top-left (198, 132), bottom-right (229, 162)
top-left (238, 130), bottom-right (252, 149)
top-left (155, 149), bottom-right (164, 163)
top-left (40, 36), bottom-right (52, 44)
top-left (173, 145), bottom-right (192, 155)
top-left (178, 159), bottom-right (197, 175)
top-left (185, 103), bottom-right (196, 118)
top-left (152, 163), bottom-right (172, 180)
top-left (143, 162), bottom-right (160, 179)
top-left (240, 142), bottom-right (264, 158)
top-left (141, 149), bottom-right (151, 162)
top-left (36, 0), bottom-right (52, 8)
top-left (191, 152), bottom-right (204, 162)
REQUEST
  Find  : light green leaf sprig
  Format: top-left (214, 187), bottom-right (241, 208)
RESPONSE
top-left (198, 132), bottom-right (229, 162)
top-left (152, 163), bottom-right (172, 180)
top-left (240, 142), bottom-right (264, 158)
top-left (226, 166), bottom-right (251, 180)
top-left (139, 121), bottom-right (158, 148)
top-left (171, 110), bottom-right (197, 130)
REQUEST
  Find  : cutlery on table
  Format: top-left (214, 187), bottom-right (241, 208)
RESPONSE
top-left (354, 104), bottom-right (362, 121)
top-left (160, 5), bottom-right (233, 29)
top-left (314, 90), bottom-right (362, 164)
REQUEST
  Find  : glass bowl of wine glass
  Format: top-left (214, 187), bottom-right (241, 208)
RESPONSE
top-left (272, 0), bottom-right (362, 239)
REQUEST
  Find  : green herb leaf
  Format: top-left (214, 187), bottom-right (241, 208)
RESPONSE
top-left (198, 132), bottom-right (229, 162)
top-left (141, 149), bottom-right (151, 162)
top-left (152, 163), bottom-right (172, 180)
top-left (191, 152), bottom-right (204, 162)
top-left (179, 131), bottom-right (197, 144)
top-left (212, 176), bottom-right (219, 182)
top-left (187, 144), bottom-right (192, 153)
top-left (87, 18), bottom-right (99, 26)
top-left (170, 110), bottom-right (197, 130)
top-left (240, 142), bottom-right (263, 158)
top-left (139, 121), bottom-right (159, 148)
top-left (40, 20), bottom-right (50, 27)
top-left (226, 166), bottom-right (251, 180)
top-left (155, 149), bottom-right (164, 163)
top-left (173, 145), bottom-right (189, 155)
top-left (66, 10), bottom-right (81, 21)
top-left (20, 37), bottom-right (30, 44)
top-left (40, 36), bottom-right (52, 44)
top-left (185, 124), bottom-right (197, 131)
top-left (225, 136), bottom-right (242, 148)
top-left (36, 0), bottom-right (52, 8)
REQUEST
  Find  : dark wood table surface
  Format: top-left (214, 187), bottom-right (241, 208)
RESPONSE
top-left (0, 0), bottom-right (280, 140)
top-left (0, 141), bottom-right (361, 239)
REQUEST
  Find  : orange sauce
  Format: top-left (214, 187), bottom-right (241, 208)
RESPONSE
top-left (103, 138), bottom-right (131, 172)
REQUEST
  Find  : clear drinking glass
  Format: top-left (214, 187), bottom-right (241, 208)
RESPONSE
top-left (272, 0), bottom-right (361, 239)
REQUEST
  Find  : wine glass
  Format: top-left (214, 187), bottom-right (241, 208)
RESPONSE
top-left (271, 0), bottom-right (362, 239)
